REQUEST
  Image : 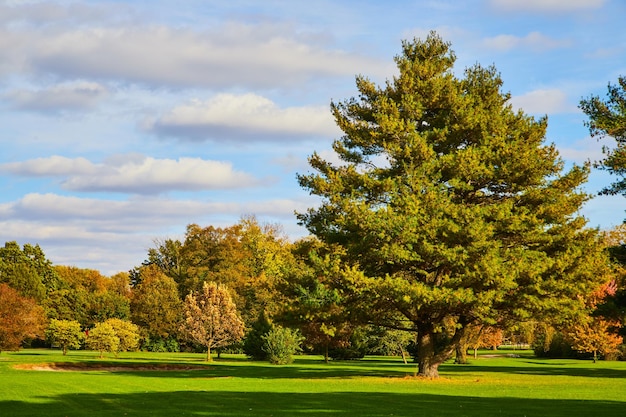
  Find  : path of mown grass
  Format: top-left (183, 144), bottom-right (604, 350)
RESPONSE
top-left (1, 349), bottom-right (626, 416)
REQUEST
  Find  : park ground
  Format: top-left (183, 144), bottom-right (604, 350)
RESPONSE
top-left (1, 349), bottom-right (626, 416)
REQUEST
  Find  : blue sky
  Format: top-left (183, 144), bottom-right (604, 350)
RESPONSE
top-left (1, 0), bottom-right (625, 275)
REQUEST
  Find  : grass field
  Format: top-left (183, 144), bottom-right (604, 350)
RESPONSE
top-left (1, 349), bottom-right (626, 416)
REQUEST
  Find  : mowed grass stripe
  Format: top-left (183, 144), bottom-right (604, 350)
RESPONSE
top-left (1, 350), bottom-right (626, 416)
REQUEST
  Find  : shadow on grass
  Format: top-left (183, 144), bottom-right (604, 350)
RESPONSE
top-left (17, 354), bottom-right (626, 380)
top-left (55, 360), bottom-right (413, 380)
top-left (1, 391), bottom-right (624, 417)
top-left (442, 361), bottom-right (626, 379)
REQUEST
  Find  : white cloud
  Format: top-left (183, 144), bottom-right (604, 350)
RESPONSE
top-left (0, 12), bottom-right (385, 89)
top-left (557, 136), bottom-right (616, 164)
top-left (0, 155), bottom-right (261, 194)
top-left (483, 32), bottom-right (571, 52)
top-left (490, 0), bottom-right (606, 12)
top-left (0, 155), bottom-right (97, 176)
top-left (0, 192), bottom-right (314, 229)
top-left (0, 193), bottom-right (230, 225)
top-left (4, 81), bottom-right (108, 113)
top-left (147, 93), bottom-right (339, 142)
top-left (0, 192), bottom-right (313, 274)
top-left (509, 88), bottom-right (577, 115)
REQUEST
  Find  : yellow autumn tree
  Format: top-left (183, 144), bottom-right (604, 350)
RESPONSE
top-left (180, 281), bottom-right (245, 361)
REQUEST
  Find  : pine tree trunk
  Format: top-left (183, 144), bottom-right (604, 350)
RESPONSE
top-left (416, 332), bottom-right (440, 378)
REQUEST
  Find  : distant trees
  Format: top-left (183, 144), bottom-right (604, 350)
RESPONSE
top-left (146, 217), bottom-right (294, 327)
top-left (0, 283), bottom-right (46, 353)
top-left (180, 281), bottom-right (245, 361)
top-left (130, 265), bottom-right (182, 347)
top-left (283, 253), bottom-right (352, 363)
top-left (0, 241), bottom-right (59, 302)
top-left (297, 33), bottom-right (608, 376)
top-left (48, 266), bottom-right (130, 327)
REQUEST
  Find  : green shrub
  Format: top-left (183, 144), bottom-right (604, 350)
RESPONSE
top-left (142, 336), bottom-right (180, 352)
top-left (262, 326), bottom-right (303, 365)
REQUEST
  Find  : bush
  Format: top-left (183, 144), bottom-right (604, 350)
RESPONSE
top-left (142, 336), bottom-right (180, 352)
top-left (262, 326), bottom-right (303, 365)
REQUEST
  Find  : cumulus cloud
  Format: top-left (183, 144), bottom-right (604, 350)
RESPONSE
top-left (509, 88), bottom-right (577, 115)
top-left (0, 154), bottom-right (261, 194)
top-left (483, 32), bottom-right (571, 52)
top-left (4, 81), bottom-right (108, 113)
top-left (0, 193), bottom-right (312, 225)
top-left (490, 0), bottom-right (606, 12)
top-left (146, 93), bottom-right (339, 142)
top-left (0, 8), bottom-right (385, 89)
top-left (0, 192), bottom-right (313, 274)
top-left (0, 155), bottom-right (97, 176)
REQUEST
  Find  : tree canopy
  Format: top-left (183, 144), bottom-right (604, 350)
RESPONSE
top-left (580, 75), bottom-right (626, 196)
top-left (297, 32), bottom-right (607, 377)
top-left (0, 283), bottom-right (46, 353)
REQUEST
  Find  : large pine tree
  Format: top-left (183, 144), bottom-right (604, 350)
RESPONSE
top-left (297, 33), bottom-right (608, 377)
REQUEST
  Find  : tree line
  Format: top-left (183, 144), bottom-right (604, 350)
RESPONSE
top-left (2, 33), bottom-right (626, 376)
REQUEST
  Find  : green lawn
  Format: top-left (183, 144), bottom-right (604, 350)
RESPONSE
top-left (1, 349), bottom-right (625, 416)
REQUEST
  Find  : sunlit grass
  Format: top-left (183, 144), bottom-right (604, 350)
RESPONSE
top-left (1, 349), bottom-right (626, 416)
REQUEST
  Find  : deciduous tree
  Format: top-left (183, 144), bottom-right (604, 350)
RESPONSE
top-left (568, 318), bottom-right (623, 362)
top-left (46, 319), bottom-right (83, 355)
top-left (180, 281), bottom-right (245, 361)
top-left (297, 32), bottom-right (607, 377)
top-left (86, 322), bottom-right (119, 359)
top-left (0, 283), bottom-right (46, 353)
top-left (105, 318), bottom-right (140, 355)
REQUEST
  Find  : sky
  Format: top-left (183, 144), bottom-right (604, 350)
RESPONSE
top-left (1, 0), bottom-right (625, 275)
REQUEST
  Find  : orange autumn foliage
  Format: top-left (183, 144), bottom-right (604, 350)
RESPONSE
top-left (0, 283), bottom-right (46, 352)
